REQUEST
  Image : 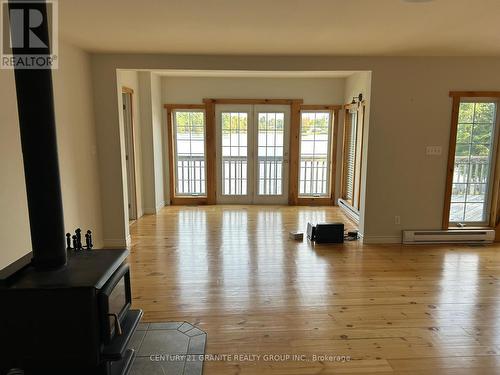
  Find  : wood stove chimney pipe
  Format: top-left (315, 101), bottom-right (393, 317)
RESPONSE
top-left (8, 0), bottom-right (67, 269)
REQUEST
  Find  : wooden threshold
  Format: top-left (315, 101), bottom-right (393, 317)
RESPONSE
top-left (296, 197), bottom-right (335, 206)
top-left (170, 197), bottom-right (208, 205)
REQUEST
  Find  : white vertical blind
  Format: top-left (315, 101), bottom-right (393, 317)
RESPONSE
top-left (344, 112), bottom-right (357, 201)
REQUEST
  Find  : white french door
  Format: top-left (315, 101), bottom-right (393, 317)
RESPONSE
top-left (216, 104), bottom-right (290, 204)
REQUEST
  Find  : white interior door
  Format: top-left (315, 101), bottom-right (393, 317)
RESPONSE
top-left (216, 104), bottom-right (290, 204)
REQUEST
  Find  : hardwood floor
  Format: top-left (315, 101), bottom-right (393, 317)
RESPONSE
top-left (129, 205), bottom-right (500, 374)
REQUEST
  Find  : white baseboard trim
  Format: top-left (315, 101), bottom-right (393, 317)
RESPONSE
top-left (103, 236), bottom-right (131, 248)
top-left (362, 235), bottom-right (402, 244)
top-left (156, 200), bottom-right (165, 211)
top-left (338, 199), bottom-right (360, 224)
top-left (144, 200), bottom-right (166, 215)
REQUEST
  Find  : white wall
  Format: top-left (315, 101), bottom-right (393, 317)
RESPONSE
top-left (163, 76), bottom-right (345, 104)
top-left (0, 41), bottom-right (103, 268)
top-left (0, 67), bottom-right (31, 267)
top-left (138, 72), bottom-right (156, 214)
top-left (55, 42), bottom-right (103, 249)
top-left (90, 54), bottom-right (500, 245)
top-left (137, 71), bottom-right (165, 214)
top-left (151, 73), bottom-right (165, 209)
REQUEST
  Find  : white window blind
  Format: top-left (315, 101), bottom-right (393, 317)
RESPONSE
top-left (344, 111), bottom-right (357, 201)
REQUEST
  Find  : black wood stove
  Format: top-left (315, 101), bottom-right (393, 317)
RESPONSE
top-left (0, 1), bottom-right (142, 374)
top-left (0, 249), bottom-right (143, 375)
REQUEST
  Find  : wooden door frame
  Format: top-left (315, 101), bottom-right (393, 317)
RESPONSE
top-left (164, 104), bottom-right (209, 205)
top-left (443, 91), bottom-right (500, 231)
top-left (204, 98), bottom-right (303, 205)
top-left (340, 101), bottom-right (366, 211)
top-left (290, 104), bottom-right (341, 206)
top-left (122, 87), bottom-right (138, 220)
top-left (252, 104), bottom-right (292, 205)
top-left (165, 99), bottom-right (346, 206)
top-left (213, 103), bottom-right (256, 204)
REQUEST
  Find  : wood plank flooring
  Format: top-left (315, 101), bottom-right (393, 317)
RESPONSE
top-left (129, 205), bottom-right (500, 374)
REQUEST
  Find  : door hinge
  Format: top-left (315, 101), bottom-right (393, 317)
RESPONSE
top-left (125, 154), bottom-right (129, 161)
top-left (123, 104), bottom-right (126, 110)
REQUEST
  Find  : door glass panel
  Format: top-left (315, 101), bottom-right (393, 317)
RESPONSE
top-left (173, 110), bottom-right (206, 196)
top-left (222, 112), bottom-right (248, 195)
top-left (258, 112), bottom-right (284, 195)
top-left (450, 101), bottom-right (497, 223)
top-left (299, 112), bottom-right (331, 196)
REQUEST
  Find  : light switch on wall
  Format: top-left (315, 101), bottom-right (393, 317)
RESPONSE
top-left (426, 146), bottom-right (442, 156)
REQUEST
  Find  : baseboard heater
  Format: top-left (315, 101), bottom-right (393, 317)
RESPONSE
top-left (403, 229), bottom-right (495, 244)
top-left (337, 199), bottom-right (359, 224)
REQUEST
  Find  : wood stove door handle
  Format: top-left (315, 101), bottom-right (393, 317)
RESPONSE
top-left (108, 313), bottom-right (123, 336)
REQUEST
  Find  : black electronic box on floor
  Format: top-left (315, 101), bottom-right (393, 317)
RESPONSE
top-left (307, 222), bottom-right (344, 243)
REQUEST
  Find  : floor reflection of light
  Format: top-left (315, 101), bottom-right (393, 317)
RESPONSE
top-left (438, 252), bottom-right (479, 328)
top-left (297, 209), bottom-right (326, 231)
top-left (177, 209), bottom-right (208, 308)
top-left (221, 209), bottom-right (249, 310)
top-left (295, 208), bottom-right (329, 307)
top-left (256, 210), bottom-right (284, 306)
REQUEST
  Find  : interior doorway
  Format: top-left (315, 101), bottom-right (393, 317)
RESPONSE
top-left (122, 88), bottom-right (138, 221)
top-left (215, 104), bottom-right (290, 204)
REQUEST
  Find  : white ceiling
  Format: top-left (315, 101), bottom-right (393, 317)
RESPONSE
top-left (59, 0), bottom-right (500, 56)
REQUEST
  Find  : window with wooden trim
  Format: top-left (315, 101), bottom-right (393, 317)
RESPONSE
top-left (298, 111), bottom-right (332, 197)
top-left (172, 109), bottom-right (207, 196)
top-left (341, 103), bottom-right (364, 210)
top-left (444, 96), bottom-right (500, 227)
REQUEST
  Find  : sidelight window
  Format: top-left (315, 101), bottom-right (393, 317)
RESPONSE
top-left (172, 110), bottom-right (206, 196)
top-left (299, 111), bottom-right (332, 197)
